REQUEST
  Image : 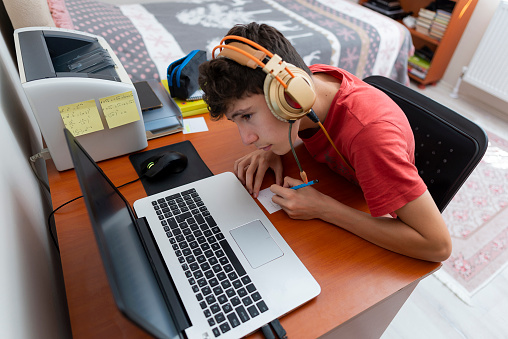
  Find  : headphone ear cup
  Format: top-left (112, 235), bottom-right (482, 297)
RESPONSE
top-left (264, 66), bottom-right (316, 122)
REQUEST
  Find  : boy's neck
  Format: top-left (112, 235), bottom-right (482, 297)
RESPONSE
top-left (298, 73), bottom-right (342, 132)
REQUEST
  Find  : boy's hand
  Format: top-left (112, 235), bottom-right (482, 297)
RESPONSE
top-left (233, 149), bottom-right (283, 198)
top-left (270, 176), bottom-right (330, 220)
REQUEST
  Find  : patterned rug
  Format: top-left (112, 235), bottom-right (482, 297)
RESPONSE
top-left (435, 131), bottom-right (508, 304)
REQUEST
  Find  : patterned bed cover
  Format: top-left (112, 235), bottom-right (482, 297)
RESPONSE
top-left (63, 0), bottom-right (412, 85)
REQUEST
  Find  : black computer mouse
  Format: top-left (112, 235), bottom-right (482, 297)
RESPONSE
top-left (140, 151), bottom-right (188, 179)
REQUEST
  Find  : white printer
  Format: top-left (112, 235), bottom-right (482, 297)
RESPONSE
top-left (14, 27), bottom-right (148, 171)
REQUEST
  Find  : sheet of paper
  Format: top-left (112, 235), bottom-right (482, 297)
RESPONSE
top-left (257, 187), bottom-right (282, 214)
top-left (183, 117), bottom-right (208, 134)
top-left (59, 99), bottom-right (104, 137)
top-left (99, 91), bottom-right (140, 129)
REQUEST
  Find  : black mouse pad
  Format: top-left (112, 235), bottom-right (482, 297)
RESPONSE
top-left (129, 140), bottom-right (213, 196)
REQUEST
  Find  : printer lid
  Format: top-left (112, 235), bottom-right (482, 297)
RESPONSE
top-left (17, 29), bottom-right (121, 82)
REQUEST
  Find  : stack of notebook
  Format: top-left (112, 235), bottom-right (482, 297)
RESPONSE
top-left (162, 80), bottom-right (209, 117)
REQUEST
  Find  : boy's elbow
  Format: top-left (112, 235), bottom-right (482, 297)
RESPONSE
top-left (429, 234), bottom-right (452, 262)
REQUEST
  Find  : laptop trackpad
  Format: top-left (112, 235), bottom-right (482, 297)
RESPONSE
top-left (230, 220), bottom-right (283, 269)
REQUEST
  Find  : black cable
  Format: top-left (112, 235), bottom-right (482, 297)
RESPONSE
top-left (47, 176), bottom-right (143, 253)
top-left (261, 324), bottom-right (276, 339)
top-left (270, 319), bottom-right (287, 339)
top-left (306, 108), bottom-right (320, 123)
top-left (261, 319), bottom-right (288, 339)
top-left (288, 121), bottom-right (303, 173)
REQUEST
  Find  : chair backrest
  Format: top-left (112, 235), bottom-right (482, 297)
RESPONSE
top-left (363, 76), bottom-right (488, 212)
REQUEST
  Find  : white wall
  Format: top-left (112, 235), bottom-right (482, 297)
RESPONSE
top-left (442, 0), bottom-right (502, 86)
top-left (442, 0), bottom-right (507, 114)
top-left (0, 31), bottom-right (71, 339)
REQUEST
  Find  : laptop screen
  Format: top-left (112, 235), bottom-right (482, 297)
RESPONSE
top-left (64, 128), bottom-right (180, 339)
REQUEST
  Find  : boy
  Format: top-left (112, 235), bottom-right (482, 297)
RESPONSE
top-left (198, 23), bottom-right (451, 262)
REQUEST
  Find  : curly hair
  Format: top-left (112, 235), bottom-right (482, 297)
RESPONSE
top-left (198, 22), bottom-right (310, 120)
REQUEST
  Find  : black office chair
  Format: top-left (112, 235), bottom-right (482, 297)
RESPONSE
top-left (363, 76), bottom-right (488, 212)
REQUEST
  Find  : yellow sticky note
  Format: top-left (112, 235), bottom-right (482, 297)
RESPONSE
top-left (99, 91), bottom-right (140, 129)
top-left (59, 99), bottom-right (104, 137)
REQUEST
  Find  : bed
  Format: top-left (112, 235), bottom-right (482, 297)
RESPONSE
top-left (5, 0), bottom-right (413, 85)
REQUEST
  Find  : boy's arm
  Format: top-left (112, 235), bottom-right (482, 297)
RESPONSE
top-left (334, 190), bottom-right (451, 262)
top-left (271, 179), bottom-right (451, 262)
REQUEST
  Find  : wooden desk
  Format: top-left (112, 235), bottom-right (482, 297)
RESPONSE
top-left (48, 114), bottom-right (440, 338)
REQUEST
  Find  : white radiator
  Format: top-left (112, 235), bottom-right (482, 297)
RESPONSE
top-left (463, 0), bottom-right (508, 102)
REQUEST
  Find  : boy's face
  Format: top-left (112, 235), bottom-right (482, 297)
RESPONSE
top-left (225, 94), bottom-right (300, 155)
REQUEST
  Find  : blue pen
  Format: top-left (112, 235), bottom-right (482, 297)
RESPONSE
top-left (291, 179), bottom-right (319, 190)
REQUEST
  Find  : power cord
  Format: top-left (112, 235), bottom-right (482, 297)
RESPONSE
top-left (270, 319), bottom-right (287, 339)
top-left (47, 175), bottom-right (143, 254)
top-left (29, 148), bottom-right (52, 192)
top-left (288, 108), bottom-right (354, 186)
top-left (306, 109), bottom-right (355, 173)
top-left (288, 120), bottom-right (308, 183)
top-left (261, 324), bottom-right (276, 339)
top-left (261, 319), bottom-right (287, 339)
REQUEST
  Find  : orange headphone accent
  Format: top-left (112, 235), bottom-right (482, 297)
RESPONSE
top-left (213, 35), bottom-right (316, 122)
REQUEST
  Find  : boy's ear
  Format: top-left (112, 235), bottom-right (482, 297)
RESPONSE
top-left (264, 66), bottom-right (316, 122)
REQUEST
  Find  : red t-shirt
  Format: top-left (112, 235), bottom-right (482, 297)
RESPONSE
top-left (302, 65), bottom-right (427, 217)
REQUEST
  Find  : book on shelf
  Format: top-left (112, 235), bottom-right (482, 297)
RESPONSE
top-left (374, 0), bottom-right (401, 8)
top-left (414, 6), bottom-right (453, 41)
top-left (162, 80), bottom-right (209, 117)
top-left (429, 9), bottom-right (452, 40)
top-left (415, 21), bottom-right (431, 35)
top-left (409, 54), bottom-right (431, 67)
top-left (416, 16), bottom-right (433, 26)
top-left (418, 8), bottom-right (436, 20)
top-left (408, 66), bottom-right (427, 79)
top-left (362, 1), bottom-right (405, 19)
top-left (414, 7), bottom-right (435, 35)
top-left (429, 24), bottom-right (446, 40)
top-left (436, 9), bottom-right (452, 21)
top-left (414, 45), bottom-right (434, 61)
top-left (408, 54), bottom-right (431, 78)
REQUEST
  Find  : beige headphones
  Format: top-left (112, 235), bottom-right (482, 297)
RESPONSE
top-left (212, 36), bottom-right (316, 122)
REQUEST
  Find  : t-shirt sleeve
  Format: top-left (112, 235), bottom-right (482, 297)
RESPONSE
top-left (350, 121), bottom-right (427, 217)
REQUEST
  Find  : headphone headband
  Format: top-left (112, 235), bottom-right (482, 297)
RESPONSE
top-left (213, 35), bottom-right (316, 121)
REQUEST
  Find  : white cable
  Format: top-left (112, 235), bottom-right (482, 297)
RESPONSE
top-left (30, 148), bottom-right (52, 162)
top-left (29, 148), bottom-right (52, 192)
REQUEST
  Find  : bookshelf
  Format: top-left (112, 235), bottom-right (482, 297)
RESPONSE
top-left (359, 0), bottom-right (478, 87)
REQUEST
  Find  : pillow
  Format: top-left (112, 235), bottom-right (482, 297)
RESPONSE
top-left (47, 0), bottom-right (74, 29)
top-left (2, 0), bottom-right (55, 29)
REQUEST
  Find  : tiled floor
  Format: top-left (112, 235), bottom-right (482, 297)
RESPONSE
top-left (381, 80), bottom-right (508, 339)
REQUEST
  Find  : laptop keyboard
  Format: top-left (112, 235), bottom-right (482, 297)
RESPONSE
top-left (152, 188), bottom-right (269, 337)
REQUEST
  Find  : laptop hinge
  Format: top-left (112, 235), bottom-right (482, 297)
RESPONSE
top-left (136, 217), bottom-right (192, 333)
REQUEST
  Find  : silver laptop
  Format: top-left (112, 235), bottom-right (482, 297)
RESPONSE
top-left (64, 129), bottom-right (320, 339)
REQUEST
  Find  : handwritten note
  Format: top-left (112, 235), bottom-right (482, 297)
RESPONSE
top-left (99, 91), bottom-right (140, 129)
top-left (257, 188), bottom-right (282, 214)
top-left (59, 99), bottom-right (104, 137)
